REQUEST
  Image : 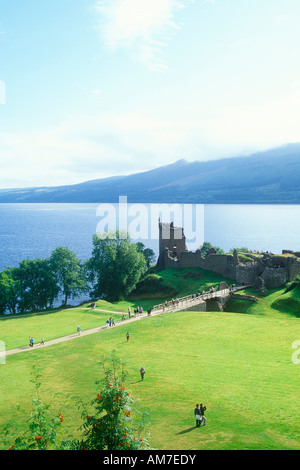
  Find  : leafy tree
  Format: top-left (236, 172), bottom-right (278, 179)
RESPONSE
top-left (197, 241), bottom-right (224, 257)
top-left (87, 231), bottom-right (146, 302)
top-left (17, 259), bottom-right (59, 312)
top-left (136, 242), bottom-right (156, 269)
top-left (229, 247), bottom-right (250, 253)
top-left (75, 353), bottom-right (150, 450)
top-left (0, 267), bottom-right (21, 315)
top-left (49, 247), bottom-right (87, 307)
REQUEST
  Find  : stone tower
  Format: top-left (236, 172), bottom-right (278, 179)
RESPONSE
top-left (157, 218), bottom-right (188, 268)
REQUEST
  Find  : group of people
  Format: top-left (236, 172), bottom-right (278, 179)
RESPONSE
top-left (194, 403), bottom-right (207, 427)
top-left (28, 336), bottom-right (44, 347)
top-left (106, 317), bottom-right (115, 328)
top-left (127, 306), bottom-right (144, 318)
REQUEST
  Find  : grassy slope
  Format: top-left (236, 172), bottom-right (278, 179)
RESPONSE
top-left (1, 310), bottom-right (300, 450)
top-left (270, 285), bottom-right (300, 318)
top-left (1, 269), bottom-right (300, 450)
top-left (0, 268), bottom-right (233, 350)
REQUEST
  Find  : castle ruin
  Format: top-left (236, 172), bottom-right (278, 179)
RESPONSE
top-left (157, 220), bottom-right (300, 290)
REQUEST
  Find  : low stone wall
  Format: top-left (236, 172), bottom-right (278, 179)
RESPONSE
top-left (230, 293), bottom-right (258, 302)
top-left (236, 264), bottom-right (260, 285)
top-left (162, 249), bottom-right (237, 279)
top-left (178, 301), bottom-right (207, 312)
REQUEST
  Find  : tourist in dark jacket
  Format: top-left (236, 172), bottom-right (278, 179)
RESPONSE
top-left (194, 404), bottom-right (202, 427)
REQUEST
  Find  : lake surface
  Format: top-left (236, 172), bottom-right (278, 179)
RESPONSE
top-left (0, 203), bottom-right (300, 274)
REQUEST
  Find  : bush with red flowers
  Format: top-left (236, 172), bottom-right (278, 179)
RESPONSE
top-left (74, 352), bottom-right (151, 450)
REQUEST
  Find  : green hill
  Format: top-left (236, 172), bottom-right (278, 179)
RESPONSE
top-left (1, 143), bottom-right (300, 203)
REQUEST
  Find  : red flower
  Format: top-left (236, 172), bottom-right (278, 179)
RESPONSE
top-left (35, 435), bottom-right (43, 441)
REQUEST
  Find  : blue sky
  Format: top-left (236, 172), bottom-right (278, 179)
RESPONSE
top-left (0, 0), bottom-right (300, 188)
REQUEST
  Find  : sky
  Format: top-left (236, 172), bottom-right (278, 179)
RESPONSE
top-left (0, 0), bottom-right (300, 189)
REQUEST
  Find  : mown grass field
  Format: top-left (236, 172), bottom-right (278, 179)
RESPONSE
top-left (1, 269), bottom-right (300, 450)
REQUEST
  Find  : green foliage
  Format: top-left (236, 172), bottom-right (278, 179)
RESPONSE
top-left (136, 242), bottom-right (156, 269)
top-left (0, 367), bottom-right (68, 450)
top-left (17, 259), bottom-right (59, 312)
top-left (74, 353), bottom-right (150, 450)
top-left (87, 231), bottom-right (147, 302)
top-left (130, 273), bottom-right (178, 300)
top-left (0, 247), bottom-right (87, 315)
top-left (0, 267), bottom-right (21, 314)
top-left (197, 241), bottom-right (224, 257)
top-left (0, 357), bottom-right (151, 451)
top-left (284, 275), bottom-right (300, 293)
top-left (237, 253), bottom-right (254, 263)
top-left (49, 247), bottom-right (87, 306)
top-left (229, 247), bottom-right (250, 253)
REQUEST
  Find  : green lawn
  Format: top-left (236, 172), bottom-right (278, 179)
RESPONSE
top-left (0, 306), bottom-right (124, 350)
top-left (1, 296), bottom-right (300, 449)
top-left (0, 268), bottom-right (233, 351)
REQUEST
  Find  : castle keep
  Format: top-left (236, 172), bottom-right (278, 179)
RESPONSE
top-left (157, 220), bottom-right (300, 290)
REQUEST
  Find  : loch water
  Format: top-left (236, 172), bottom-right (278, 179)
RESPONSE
top-left (1, 203), bottom-right (299, 274)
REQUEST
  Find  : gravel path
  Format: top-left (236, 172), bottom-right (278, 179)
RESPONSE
top-left (5, 308), bottom-right (164, 357)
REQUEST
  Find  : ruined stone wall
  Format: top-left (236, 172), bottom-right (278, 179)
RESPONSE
top-left (157, 221), bottom-right (300, 288)
top-left (236, 263), bottom-right (260, 285)
top-left (285, 257), bottom-right (300, 281)
top-left (161, 249), bottom-right (237, 279)
top-left (261, 267), bottom-right (287, 288)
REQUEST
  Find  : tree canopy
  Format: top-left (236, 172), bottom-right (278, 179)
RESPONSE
top-left (87, 231), bottom-right (147, 302)
top-left (49, 247), bottom-right (87, 306)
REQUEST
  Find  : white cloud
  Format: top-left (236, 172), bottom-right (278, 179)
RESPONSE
top-left (205, 86), bottom-right (300, 151)
top-left (1, 81), bottom-right (300, 189)
top-left (95, 0), bottom-right (189, 70)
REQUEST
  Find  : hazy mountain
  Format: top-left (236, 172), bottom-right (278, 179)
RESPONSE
top-left (1, 143), bottom-right (300, 203)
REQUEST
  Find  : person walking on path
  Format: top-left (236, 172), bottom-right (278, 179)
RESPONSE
top-left (77, 326), bottom-right (81, 336)
top-left (40, 338), bottom-right (44, 346)
top-left (29, 337), bottom-right (34, 347)
top-left (126, 332), bottom-right (130, 342)
top-left (194, 404), bottom-right (202, 428)
top-left (140, 367), bottom-right (145, 381)
top-left (200, 403), bottom-right (207, 426)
